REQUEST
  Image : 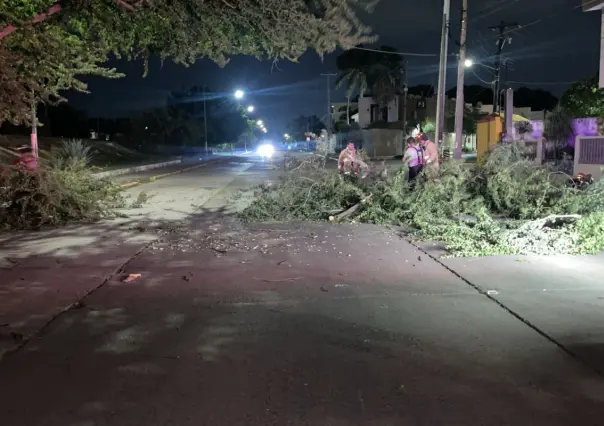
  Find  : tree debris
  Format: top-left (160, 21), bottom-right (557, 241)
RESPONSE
top-left (241, 145), bottom-right (604, 257)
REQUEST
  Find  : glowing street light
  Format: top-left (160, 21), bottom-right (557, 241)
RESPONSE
top-left (464, 58), bottom-right (473, 68)
top-left (284, 133), bottom-right (290, 138)
top-left (234, 89), bottom-right (244, 99)
top-left (247, 105), bottom-right (254, 113)
top-left (262, 128), bottom-right (267, 133)
top-left (257, 120), bottom-right (264, 127)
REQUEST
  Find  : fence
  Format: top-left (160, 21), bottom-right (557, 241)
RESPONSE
top-left (574, 135), bottom-right (604, 181)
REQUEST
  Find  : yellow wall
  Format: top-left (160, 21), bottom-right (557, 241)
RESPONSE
top-left (476, 116), bottom-right (502, 159)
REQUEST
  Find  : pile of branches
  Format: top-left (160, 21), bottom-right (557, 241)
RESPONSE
top-left (0, 140), bottom-right (124, 230)
top-left (241, 145), bottom-right (604, 256)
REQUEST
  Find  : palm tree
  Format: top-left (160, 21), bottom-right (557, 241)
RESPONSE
top-left (336, 45), bottom-right (404, 121)
top-left (336, 68), bottom-right (368, 125)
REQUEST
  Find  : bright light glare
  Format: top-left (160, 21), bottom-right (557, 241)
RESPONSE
top-left (284, 133), bottom-right (289, 138)
top-left (234, 89), bottom-right (244, 99)
top-left (247, 105), bottom-right (254, 112)
top-left (257, 120), bottom-right (263, 126)
top-left (464, 58), bottom-right (473, 68)
top-left (257, 143), bottom-right (274, 158)
top-left (262, 128), bottom-right (267, 133)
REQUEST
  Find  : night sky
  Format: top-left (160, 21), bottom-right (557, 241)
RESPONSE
top-left (68, 0), bottom-right (601, 132)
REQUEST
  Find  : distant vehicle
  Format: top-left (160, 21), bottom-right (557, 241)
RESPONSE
top-left (257, 143), bottom-right (275, 160)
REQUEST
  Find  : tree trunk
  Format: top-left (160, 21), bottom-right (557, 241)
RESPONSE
top-left (346, 94), bottom-right (350, 125)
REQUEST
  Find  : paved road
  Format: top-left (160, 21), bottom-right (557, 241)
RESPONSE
top-left (1, 156), bottom-right (604, 425)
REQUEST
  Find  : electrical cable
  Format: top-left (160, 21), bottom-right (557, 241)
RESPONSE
top-left (507, 80), bottom-right (577, 85)
top-left (352, 46), bottom-right (456, 58)
top-left (469, 68), bottom-right (494, 86)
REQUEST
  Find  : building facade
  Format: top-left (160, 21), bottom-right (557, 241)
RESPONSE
top-left (582, 1), bottom-right (604, 87)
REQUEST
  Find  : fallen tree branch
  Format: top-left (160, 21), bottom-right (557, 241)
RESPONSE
top-left (330, 203), bottom-right (360, 221)
top-left (329, 194), bottom-right (372, 222)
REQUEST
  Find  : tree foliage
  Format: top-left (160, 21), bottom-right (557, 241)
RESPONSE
top-left (544, 105), bottom-right (573, 145)
top-left (286, 115), bottom-right (326, 141)
top-left (241, 145), bottom-right (604, 257)
top-left (1, 0), bottom-right (378, 125)
top-left (560, 75), bottom-right (604, 118)
top-left (336, 45), bottom-right (403, 106)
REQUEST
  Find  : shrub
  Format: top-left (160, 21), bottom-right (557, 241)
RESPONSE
top-left (42, 139), bottom-right (95, 170)
top-left (1, 139), bottom-right (124, 230)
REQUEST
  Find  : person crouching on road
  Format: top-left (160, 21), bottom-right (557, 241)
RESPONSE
top-left (403, 137), bottom-right (423, 185)
top-left (338, 142), bottom-right (357, 174)
top-left (338, 142), bottom-right (369, 177)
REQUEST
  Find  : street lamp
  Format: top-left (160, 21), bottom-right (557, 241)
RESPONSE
top-left (247, 105), bottom-right (254, 113)
top-left (464, 58), bottom-right (473, 68)
top-left (234, 89), bottom-right (244, 99)
top-left (257, 120), bottom-right (263, 127)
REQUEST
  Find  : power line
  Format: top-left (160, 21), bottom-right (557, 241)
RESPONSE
top-left (470, 0), bottom-right (521, 24)
top-left (507, 80), bottom-right (576, 85)
top-left (469, 68), bottom-right (494, 85)
top-left (352, 46), bottom-right (456, 58)
top-left (493, 2), bottom-right (585, 40)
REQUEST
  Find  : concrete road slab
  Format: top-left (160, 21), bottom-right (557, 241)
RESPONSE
top-left (1, 224), bottom-right (603, 425)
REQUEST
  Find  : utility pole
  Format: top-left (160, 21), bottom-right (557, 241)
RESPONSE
top-left (401, 59), bottom-right (409, 155)
top-left (434, 0), bottom-right (450, 152)
top-left (489, 21), bottom-right (518, 113)
top-left (600, 9), bottom-right (604, 88)
top-left (30, 91), bottom-right (38, 157)
top-left (401, 59), bottom-right (408, 134)
top-left (202, 86), bottom-right (208, 153)
top-left (453, 0), bottom-right (468, 160)
top-left (321, 73), bottom-right (337, 135)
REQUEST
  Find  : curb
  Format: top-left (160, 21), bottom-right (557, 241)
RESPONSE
top-left (118, 158), bottom-right (223, 189)
top-left (93, 159), bottom-right (182, 179)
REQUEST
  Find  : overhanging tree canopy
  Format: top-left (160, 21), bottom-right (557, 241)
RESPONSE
top-left (1, 0), bottom-right (378, 125)
top-left (560, 75), bottom-right (604, 118)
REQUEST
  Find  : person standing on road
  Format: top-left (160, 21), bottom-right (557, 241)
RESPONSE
top-left (403, 137), bottom-right (423, 185)
top-left (417, 133), bottom-right (439, 173)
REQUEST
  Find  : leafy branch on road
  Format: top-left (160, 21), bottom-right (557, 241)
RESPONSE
top-left (241, 146), bottom-right (604, 257)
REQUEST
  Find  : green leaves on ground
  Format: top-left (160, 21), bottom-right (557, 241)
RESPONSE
top-left (241, 146), bottom-right (604, 257)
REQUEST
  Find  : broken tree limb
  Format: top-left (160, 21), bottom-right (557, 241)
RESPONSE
top-left (329, 194), bottom-right (372, 222)
top-left (330, 203), bottom-right (360, 222)
top-left (518, 214), bottom-right (581, 231)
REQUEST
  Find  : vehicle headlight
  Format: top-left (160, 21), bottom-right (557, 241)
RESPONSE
top-left (257, 144), bottom-right (275, 158)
